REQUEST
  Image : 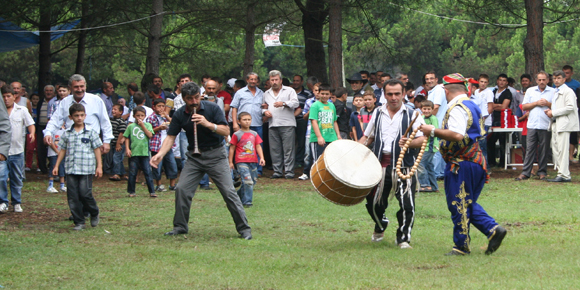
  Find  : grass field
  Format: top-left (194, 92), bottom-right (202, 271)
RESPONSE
top-left (1, 168), bottom-right (580, 289)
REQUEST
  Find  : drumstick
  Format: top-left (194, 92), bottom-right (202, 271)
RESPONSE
top-left (403, 112), bottom-right (420, 137)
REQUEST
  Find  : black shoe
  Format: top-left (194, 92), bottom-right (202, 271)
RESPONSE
top-left (164, 230), bottom-right (187, 236)
top-left (200, 185), bottom-right (212, 190)
top-left (270, 174), bottom-right (283, 179)
top-left (90, 215), bottom-right (99, 227)
top-left (240, 232), bottom-right (252, 240)
top-left (444, 249), bottom-right (469, 256)
top-left (243, 204), bottom-right (253, 208)
top-left (285, 175), bottom-right (294, 179)
top-left (485, 226), bottom-right (507, 255)
top-left (436, 176), bottom-right (444, 181)
top-left (547, 176), bottom-right (571, 182)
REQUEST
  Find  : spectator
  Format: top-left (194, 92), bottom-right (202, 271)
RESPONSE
top-left (229, 112), bottom-right (266, 207)
top-left (126, 82), bottom-right (139, 114)
top-left (349, 94), bottom-right (365, 141)
top-left (418, 100), bottom-right (439, 192)
top-left (263, 70), bottom-right (299, 179)
top-left (487, 73), bottom-right (513, 168)
top-left (128, 92), bottom-right (154, 123)
top-left (515, 71), bottom-right (554, 181)
top-left (333, 87), bottom-right (351, 139)
top-left (347, 73), bottom-right (367, 95)
top-left (35, 85), bottom-right (57, 174)
top-left (152, 75), bottom-right (167, 99)
top-left (108, 104), bottom-right (128, 181)
top-left (231, 72), bottom-right (265, 175)
top-left (46, 123), bottom-right (66, 193)
top-left (25, 93), bottom-right (40, 171)
top-left (99, 82), bottom-right (117, 118)
top-left (425, 71), bottom-right (447, 179)
top-left (473, 74), bottom-right (493, 159)
top-left (124, 106), bottom-right (156, 197)
top-left (0, 85), bottom-right (35, 213)
top-left (147, 99), bottom-right (178, 192)
top-left (52, 103), bottom-right (102, 230)
top-left (291, 74), bottom-right (312, 168)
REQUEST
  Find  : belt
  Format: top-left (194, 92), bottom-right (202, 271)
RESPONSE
top-left (190, 144), bottom-right (222, 154)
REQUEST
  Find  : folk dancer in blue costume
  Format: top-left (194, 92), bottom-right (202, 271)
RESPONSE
top-left (359, 79), bottom-right (426, 249)
top-left (419, 73), bottom-right (507, 256)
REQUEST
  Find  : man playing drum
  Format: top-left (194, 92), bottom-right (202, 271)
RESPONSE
top-left (358, 79), bottom-right (426, 249)
top-left (419, 73), bottom-right (506, 256)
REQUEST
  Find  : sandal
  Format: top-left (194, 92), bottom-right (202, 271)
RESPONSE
top-left (129, 193), bottom-right (136, 197)
top-left (150, 193), bottom-right (158, 198)
top-left (514, 175), bottom-right (529, 181)
top-left (420, 187), bottom-right (433, 192)
top-left (109, 175), bottom-right (121, 181)
top-left (538, 175), bottom-right (547, 180)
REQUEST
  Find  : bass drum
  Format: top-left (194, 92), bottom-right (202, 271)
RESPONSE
top-left (310, 140), bottom-right (382, 206)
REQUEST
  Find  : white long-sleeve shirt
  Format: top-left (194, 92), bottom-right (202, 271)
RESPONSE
top-left (43, 93), bottom-right (113, 144)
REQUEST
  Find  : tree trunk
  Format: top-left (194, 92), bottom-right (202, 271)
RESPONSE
top-left (75, 0), bottom-right (90, 74)
top-left (37, 5), bottom-right (52, 98)
top-left (327, 0), bottom-right (342, 89)
top-left (302, 0), bottom-right (328, 82)
top-left (243, 4), bottom-right (256, 77)
top-left (523, 0), bottom-right (544, 75)
top-left (145, 0), bottom-right (163, 75)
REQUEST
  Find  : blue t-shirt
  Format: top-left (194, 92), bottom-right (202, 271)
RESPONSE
top-left (565, 79), bottom-right (580, 92)
top-left (349, 111), bottom-right (363, 140)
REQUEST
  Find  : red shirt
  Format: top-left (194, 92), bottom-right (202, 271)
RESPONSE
top-left (230, 130), bottom-right (262, 164)
top-left (218, 91), bottom-right (232, 105)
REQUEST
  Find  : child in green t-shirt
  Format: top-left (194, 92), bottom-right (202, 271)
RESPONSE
top-left (305, 84), bottom-right (341, 177)
top-left (418, 100), bottom-right (439, 192)
top-left (123, 107), bottom-right (156, 197)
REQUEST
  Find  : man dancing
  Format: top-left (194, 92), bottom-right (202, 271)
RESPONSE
top-left (359, 79), bottom-right (425, 249)
top-left (419, 73), bottom-right (506, 256)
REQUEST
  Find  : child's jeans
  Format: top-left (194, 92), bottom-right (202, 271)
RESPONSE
top-left (128, 156), bottom-right (155, 194)
top-left (151, 150), bottom-right (178, 181)
top-left (236, 162), bottom-right (258, 205)
top-left (112, 146), bottom-right (126, 176)
top-left (0, 153), bottom-right (24, 205)
top-left (67, 174), bottom-right (99, 225)
top-left (418, 150), bottom-right (438, 191)
top-left (48, 156), bottom-right (66, 179)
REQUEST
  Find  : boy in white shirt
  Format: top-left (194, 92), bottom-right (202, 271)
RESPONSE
top-left (47, 127), bottom-right (67, 193)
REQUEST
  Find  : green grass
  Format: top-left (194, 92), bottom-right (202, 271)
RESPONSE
top-left (1, 172), bottom-right (580, 289)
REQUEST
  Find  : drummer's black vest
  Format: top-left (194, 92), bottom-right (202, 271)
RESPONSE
top-left (371, 106), bottom-right (419, 168)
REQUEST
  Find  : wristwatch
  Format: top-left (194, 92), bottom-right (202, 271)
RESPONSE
top-left (430, 128), bottom-right (435, 138)
top-left (212, 123), bottom-right (217, 132)
top-left (282, 102), bottom-right (286, 107)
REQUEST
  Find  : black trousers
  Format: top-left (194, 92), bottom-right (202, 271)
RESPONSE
top-left (365, 165), bottom-right (416, 244)
top-left (487, 131), bottom-right (506, 167)
top-left (36, 124), bottom-right (48, 173)
top-left (67, 174), bottom-right (99, 225)
top-left (294, 118), bottom-right (307, 166)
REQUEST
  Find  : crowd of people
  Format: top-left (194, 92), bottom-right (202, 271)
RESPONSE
top-left (0, 64), bottom-right (578, 254)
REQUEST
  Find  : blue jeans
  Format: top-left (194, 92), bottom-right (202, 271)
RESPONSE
top-left (434, 151), bottom-right (445, 179)
top-left (179, 131), bottom-right (189, 169)
top-left (236, 162), bottom-right (257, 205)
top-left (250, 126), bottom-right (263, 175)
top-left (48, 156), bottom-right (66, 178)
top-left (112, 146), bottom-right (126, 176)
top-left (479, 126), bottom-right (489, 161)
top-left (418, 150), bottom-right (438, 191)
top-left (0, 153), bottom-right (24, 205)
top-left (128, 156), bottom-right (155, 194)
top-left (152, 150), bottom-right (178, 181)
top-left (200, 174), bottom-right (209, 186)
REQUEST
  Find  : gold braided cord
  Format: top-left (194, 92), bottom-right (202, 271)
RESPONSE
top-left (395, 126), bottom-right (428, 180)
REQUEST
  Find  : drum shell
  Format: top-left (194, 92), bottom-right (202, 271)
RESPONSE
top-left (310, 151), bottom-right (373, 206)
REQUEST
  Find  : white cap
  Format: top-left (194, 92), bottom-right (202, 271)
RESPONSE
top-left (227, 78), bottom-right (236, 88)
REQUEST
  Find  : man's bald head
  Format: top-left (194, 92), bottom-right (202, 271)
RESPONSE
top-left (10, 82), bottom-right (23, 97)
top-left (205, 80), bottom-right (218, 97)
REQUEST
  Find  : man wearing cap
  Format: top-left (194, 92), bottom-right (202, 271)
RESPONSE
top-left (358, 79), bottom-right (426, 250)
top-left (347, 73), bottom-right (367, 95)
top-left (420, 73), bottom-right (507, 256)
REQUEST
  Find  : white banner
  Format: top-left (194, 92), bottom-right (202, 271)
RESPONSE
top-left (263, 23), bottom-right (285, 47)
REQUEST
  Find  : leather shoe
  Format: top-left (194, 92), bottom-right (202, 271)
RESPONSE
top-left (444, 249), bottom-right (469, 256)
top-left (164, 229), bottom-right (187, 236)
top-left (547, 176), bottom-right (571, 182)
top-left (240, 232), bottom-right (252, 240)
top-left (485, 226), bottom-right (507, 255)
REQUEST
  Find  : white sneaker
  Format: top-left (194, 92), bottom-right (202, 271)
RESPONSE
top-left (14, 204), bottom-right (23, 213)
top-left (398, 242), bottom-right (413, 249)
top-left (0, 203), bottom-right (7, 213)
top-left (371, 232), bottom-right (384, 242)
top-left (60, 186), bottom-right (67, 192)
top-left (298, 174), bottom-right (309, 180)
top-left (157, 185), bottom-right (167, 192)
top-left (24, 167), bottom-right (31, 172)
top-left (47, 186), bottom-right (59, 193)
top-left (36, 169), bottom-right (41, 172)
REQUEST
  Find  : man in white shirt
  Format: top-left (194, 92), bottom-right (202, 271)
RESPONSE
top-left (358, 79), bottom-right (425, 249)
top-left (263, 70), bottom-right (299, 179)
top-left (44, 74), bottom-right (113, 154)
top-left (515, 71), bottom-right (555, 181)
top-left (473, 74), bottom-right (493, 159)
top-left (425, 71), bottom-right (447, 179)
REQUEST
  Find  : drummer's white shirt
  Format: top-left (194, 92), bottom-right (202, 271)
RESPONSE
top-left (364, 103), bottom-right (425, 154)
top-left (446, 94), bottom-right (470, 137)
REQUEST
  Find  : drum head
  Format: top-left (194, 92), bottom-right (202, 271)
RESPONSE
top-left (323, 140), bottom-right (382, 189)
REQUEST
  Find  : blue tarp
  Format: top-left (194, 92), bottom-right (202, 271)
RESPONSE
top-left (0, 17), bottom-right (80, 52)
